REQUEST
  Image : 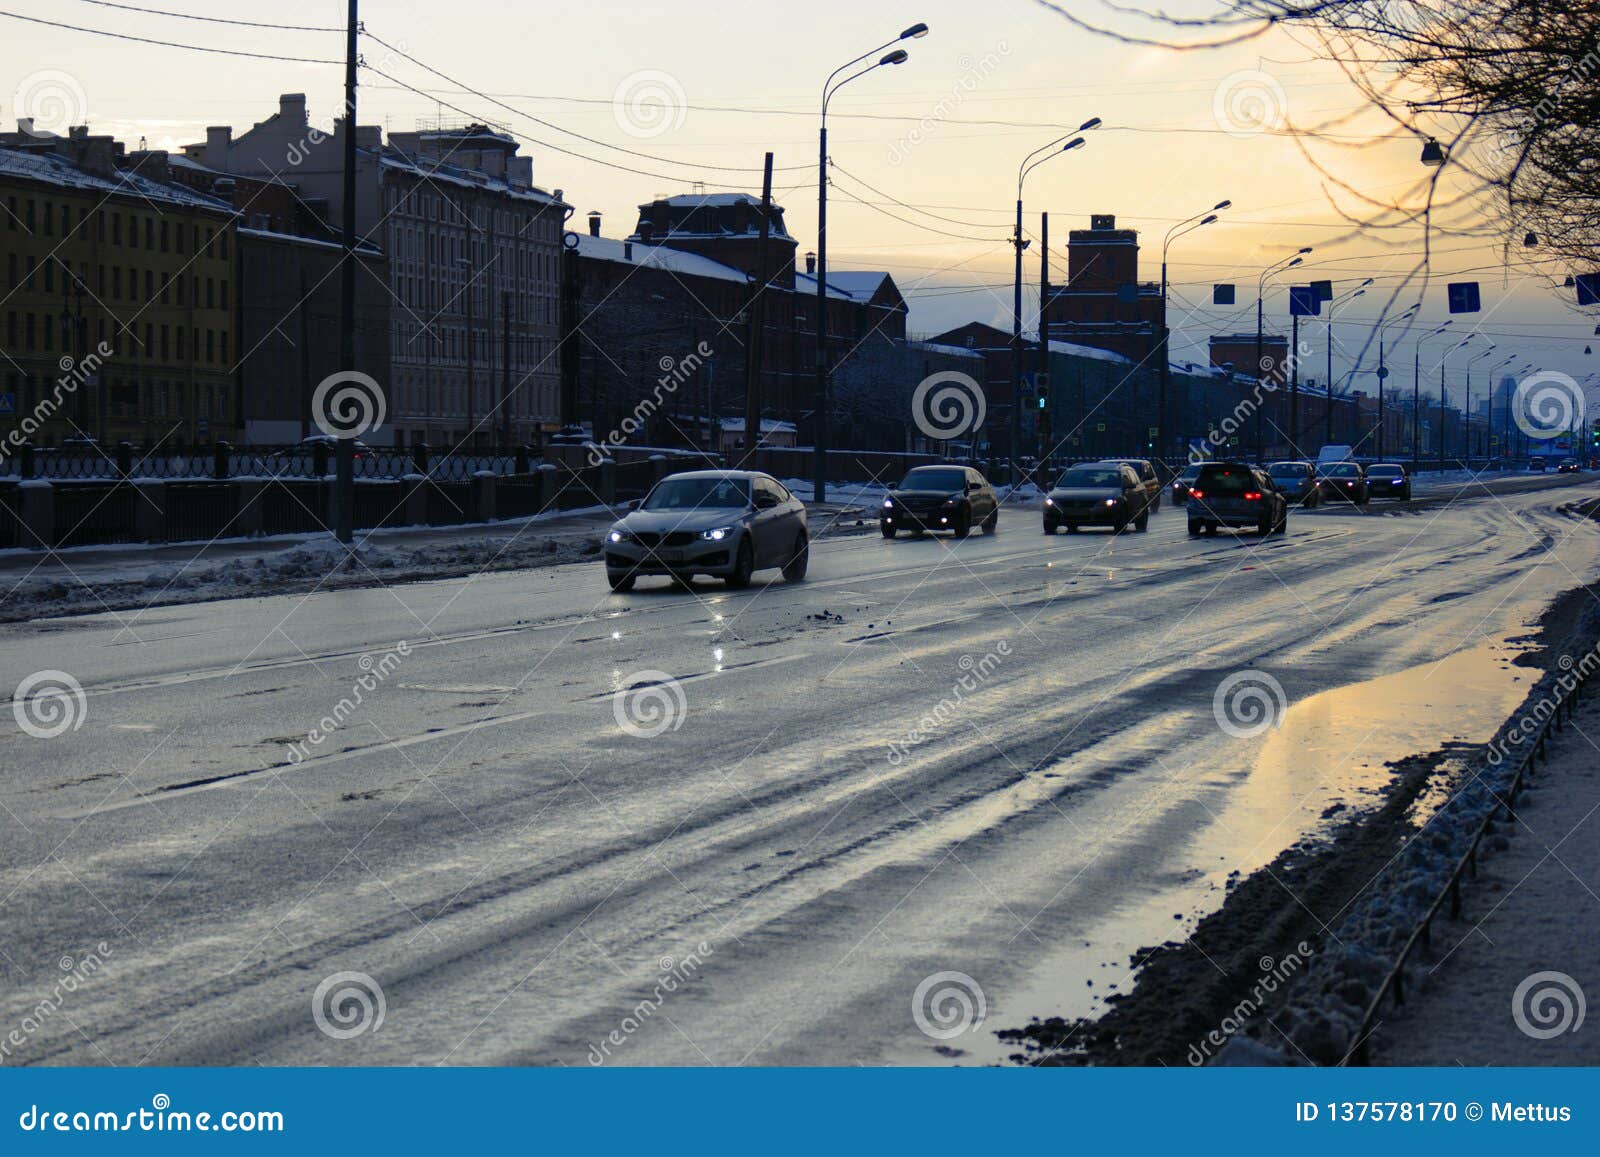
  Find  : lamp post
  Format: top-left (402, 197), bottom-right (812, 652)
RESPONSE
top-left (814, 22), bottom-right (925, 503)
top-left (1465, 342), bottom-right (1497, 463)
top-left (1324, 280), bottom-right (1371, 447)
top-left (1441, 335), bottom-right (1475, 470)
top-left (1255, 248), bottom-right (1311, 460)
top-left (1413, 321), bottom-right (1452, 472)
top-left (1159, 200), bottom-right (1228, 466)
top-left (1374, 303), bottom-right (1420, 458)
top-left (1012, 118), bottom-right (1098, 480)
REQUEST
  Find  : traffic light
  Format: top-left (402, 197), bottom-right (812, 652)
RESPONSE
top-left (1037, 393), bottom-right (1048, 410)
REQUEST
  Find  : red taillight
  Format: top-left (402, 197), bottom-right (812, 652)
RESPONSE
top-left (1244, 491), bottom-right (1262, 501)
top-left (1190, 489), bottom-right (1203, 499)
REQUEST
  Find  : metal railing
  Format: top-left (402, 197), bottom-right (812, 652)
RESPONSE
top-left (1342, 653), bottom-right (1594, 1065)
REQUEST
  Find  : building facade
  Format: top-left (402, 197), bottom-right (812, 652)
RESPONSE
top-left (1, 127), bottom-right (237, 449)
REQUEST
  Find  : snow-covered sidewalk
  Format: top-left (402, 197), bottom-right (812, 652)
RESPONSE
top-left (1374, 692), bottom-right (1600, 1065)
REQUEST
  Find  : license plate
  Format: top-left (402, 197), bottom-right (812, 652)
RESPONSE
top-left (656, 549), bottom-right (684, 563)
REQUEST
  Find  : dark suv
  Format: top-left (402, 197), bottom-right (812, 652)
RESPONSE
top-left (1096, 458), bottom-right (1163, 511)
top-left (881, 464), bottom-right (999, 538)
top-left (1044, 463), bottom-right (1156, 534)
top-left (1186, 462), bottom-right (1289, 536)
top-left (1366, 462), bottom-right (1412, 499)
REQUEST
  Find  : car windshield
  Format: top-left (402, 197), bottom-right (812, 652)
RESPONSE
top-left (641, 477), bottom-right (750, 510)
top-left (1195, 466), bottom-right (1252, 494)
top-left (1058, 467), bottom-right (1123, 488)
top-left (1268, 463), bottom-right (1306, 478)
top-left (899, 468), bottom-right (966, 491)
top-left (1368, 465), bottom-right (1402, 477)
top-left (1327, 464), bottom-right (1361, 477)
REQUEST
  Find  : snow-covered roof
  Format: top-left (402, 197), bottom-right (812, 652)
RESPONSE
top-left (719, 417), bottom-right (797, 434)
top-left (908, 340), bottom-right (983, 360)
top-left (793, 271), bottom-right (862, 302)
top-left (823, 271), bottom-right (893, 297)
top-left (572, 233), bottom-right (749, 283)
top-left (379, 154), bottom-right (564, 207)
top-left (657, 192), bottom-right (761, 208)
top-left (1042, 338), bottom-right (1135, 365)
top-left (0, 147), bottom-right (233, 212)
top-left (238, 226), bottom-right (382, 257)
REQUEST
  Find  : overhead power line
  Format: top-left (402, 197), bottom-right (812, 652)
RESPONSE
top-left (73, 0), bottom-right (344, 32)
top-left (0, 8), bottom-right (342, 62)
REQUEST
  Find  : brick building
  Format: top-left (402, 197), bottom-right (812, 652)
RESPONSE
top-left (1, 126), bottom-right (237, 447)
top-left (1041, 214), bottom-right (1162, 363)
top-left (1208, 332), bottom-right (1289, 386)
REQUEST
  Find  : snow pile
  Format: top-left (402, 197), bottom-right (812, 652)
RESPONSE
top-left (0, 532), bottom-right (601, 621)
top-left (1245, 599), bottom-right (1600, 1064)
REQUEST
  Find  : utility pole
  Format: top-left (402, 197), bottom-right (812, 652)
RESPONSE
top-left (1011, 195), bottom-right (1026, 479)
top-left (1289, 309), bottom-right (1300, 458)
top-left (333, 0), bottom-right (358, 544)
top-left (1036, 211), bottom-right (1049, 464)
top-left (745, 152), bottom-right (773, 470)
top-left (814, 111), bottom-right (829, 501)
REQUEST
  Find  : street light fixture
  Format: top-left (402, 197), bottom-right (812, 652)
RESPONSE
top-left (1413, 320), bottom-right (1452, 472)
top-left (1009, 117), bottom-right (1099, 477)
top-left (813, 24), bottom-right (925, 502)
top-left (1157, 199), bottom-right (1230, 463)
top-left (1420, 137), bottom-right (1447, 166)
top-left (1253, 247), bottom-right (1311, 459)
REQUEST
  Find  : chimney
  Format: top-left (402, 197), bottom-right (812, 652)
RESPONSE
top-left (805, 251), bottom-right (816, 275)
top-left (279, 93), bottom-right (308, 125)
top-left (80, 137), bottom-right (116, 178)
top-left (624, 241), bottom-right (633, 261)
top-left (638, 219), bottom-right (654, 244)
top-left (205, 125), bottom-right (231, 164)
top-left (587, 210), bottom-right (601, 237)
top-left (357, 125), bottom-right (382, 148)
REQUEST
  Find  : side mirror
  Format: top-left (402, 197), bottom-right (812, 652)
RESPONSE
top-left (624, 499), bottom-right (640, 511)
top-left (967, 480), bottom-right (982, 492)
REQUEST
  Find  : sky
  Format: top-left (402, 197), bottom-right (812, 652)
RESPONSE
top-left (5, 0), bottom-right (1597, 411)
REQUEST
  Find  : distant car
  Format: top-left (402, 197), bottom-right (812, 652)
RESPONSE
top-left (1557, 458), bottom-right (1582, 474)
top-left (1529, 455), bottom-right (1548, 471)
top-left (1044, 463), bottom-right (1155, 534)
top-left (1186, 462), bottom-right (1289, 536)
top-left (1171, 463), bottom-right (1202, 506)
top-left (881, 464), bottom-right (999, 538)
top-left (1266, 460), bottom-right (1322, 507)
top-left (1318, 461), bottom-right (1370, 504)
top-left (1365, 462), bottom-right (1412, 499)
top-left (1095, 458), bottom-right (1163, 511)
top-left (603, 470), bottom-right (808, 592)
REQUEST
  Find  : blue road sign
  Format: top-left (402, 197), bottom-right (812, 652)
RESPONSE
top-left (1311, 279), bottom-right (1333, 302)
top-left (1289, 285), bottom-right (1321, 316)
top-left (1447, 281), bottom-right (1482, 313)
top-left (1576, 272), bottom-right (1600, 307)
top-left (1212, 283), bottom-right (1236, 305)
top-left (0, 392), bottom-right (14, 414)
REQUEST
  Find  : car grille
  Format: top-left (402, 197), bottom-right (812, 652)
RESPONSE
top-left (633, 531), bottom-right (698, 548)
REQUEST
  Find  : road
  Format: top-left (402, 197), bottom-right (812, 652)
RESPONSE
top-left (2, 474), bottom-right (1597, 1066)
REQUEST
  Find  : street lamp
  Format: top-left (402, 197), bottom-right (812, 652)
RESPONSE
top-left (1413, 320), bottom-right (1452, 473)
top-left (1255, 247), bottom-right (1311, 459)
top-left (1441, 334), bottom-right (1477, 470)
top-left (1465, 342), bottom-right (1498, 461)
top-left (1158, 200), bottom-right (1229, 465)
top-left (814, 22), bottom-right (925, 502)
top-left (1010, 117), bottom-right (1099, 478)
top-left (1374, 303), bottom-right (1420, 458)
top-left (1324, 279), bottom-right (1371, 448)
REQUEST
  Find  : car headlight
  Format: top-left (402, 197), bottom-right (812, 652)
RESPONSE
top-left (1044, 497), bottom-right (1054, 506)
top-left (607, 529), bottom-right (627, 544)
top-left (882, 498), bottom-right (894, 509)
top-left (1104, 498), bottom-right (1118, 507)
top-left (701, 526), bottom-right (734, 541)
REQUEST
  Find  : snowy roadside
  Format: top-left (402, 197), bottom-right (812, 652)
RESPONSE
top-left (1371, 690), bottom-right (1600, 1065)
top-left (0, 494), bottom-right (884, 624)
